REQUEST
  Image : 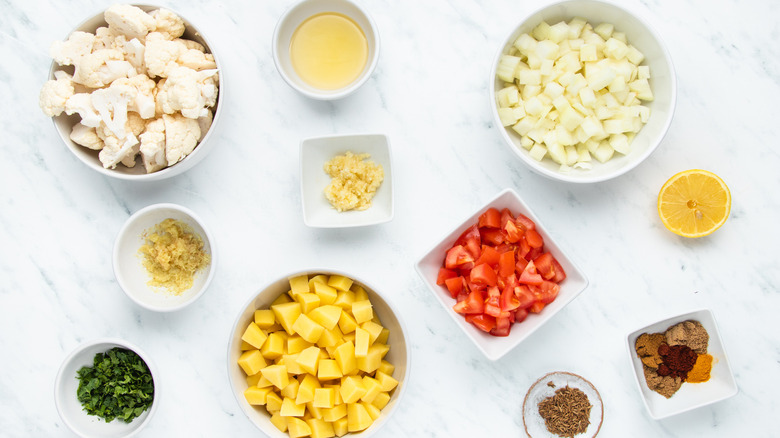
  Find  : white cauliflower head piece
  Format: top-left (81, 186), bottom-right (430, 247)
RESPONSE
top-left (72, 49), bottom-right (136, 88)
top-left (144, 32), bottom-right (184, 78)
top-left (104, 4), bottom-right (156, 40)
top-left (149, 8), bottom-right (185, 40)
top-left (39, 71), bottom-right (75, 117)
top-left (49, 31), bottom-right (95, 66)
top-left (110, 75), bottom-right (157, 119)
top-left (69, 123), bottom-right (104, 150)
top-left (156, 66), bottom-right (219, 119)
top-left (139, 118), bottom-right (167, 173)
top-left (162, 113), bottom-right (200, 165)
top-left (65, 93), bottom-right (102, 128)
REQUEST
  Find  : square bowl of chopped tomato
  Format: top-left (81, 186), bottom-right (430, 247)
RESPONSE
top-left (414, 188), bottom-right (588, 361)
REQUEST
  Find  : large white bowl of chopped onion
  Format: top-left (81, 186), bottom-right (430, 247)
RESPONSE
top-left (490, 0), bottom-right (676, 183)
top-left (40, 4), bottom-right (223, 180)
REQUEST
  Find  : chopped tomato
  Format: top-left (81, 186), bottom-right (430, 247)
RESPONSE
top-left (445, 245), bottom-right (474, 269)
top-left (436, 268), bottom-right (458, 285)
top-left (475, 245), bottom-right (500, 266)
top-left (498, 250), bottom-right (515, 278)
top-left (466, 314), bottom-right (496, 333)
top-left (453, 290), bottom-right (485, 314)
top-left (533, 253), bottom-right (556, 280)
top-left (438, 207), bottom-right (565, 337)
top-left (444, 276), bottom-right (466, 298)
top-left (478, 208), bottom-right (501, 229)
top-left (526, 229), bottom-right (544, 248)
top-left (470, 264), bottom-right (498, 286)
top-left (519, 260), bottom-right (544, 285)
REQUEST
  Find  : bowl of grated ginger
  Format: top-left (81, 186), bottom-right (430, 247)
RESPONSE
top-left (113, 203), bottom-right (216, 312)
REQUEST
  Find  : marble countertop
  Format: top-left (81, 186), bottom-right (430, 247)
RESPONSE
top-left (1, 0), bottom-right (778, 436)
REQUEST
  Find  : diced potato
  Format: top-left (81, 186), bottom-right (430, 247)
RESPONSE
top-left (261, 364), bottom-right (289, 390)
top-left (307, 418), bottom-right (335, 438)
top-left (327, 275), bottom-right (353, 292)
top-left (296, 346), bottom-right (321, 375)
top-left (323, 402), bottom-right (348, 422)
top-left (354, 327), bottom-right (370, 358)
top-left (281, 397), bottom-right (306, 417)
top-left (351, 285), bottom-right (369, 301)
top-left (356, 344), bottom-right (388, 374)
top-left (272, 302), bottom-right (302, 335)
top-left (296, 374), bottom-right (321, 405)
top-left (287, 335), bottom-right (313, 355)
top-left (238, 350), bottom-right (267, 376)
top-left (244, 386), bottom-right (272, 405)
top-left (307, 305), bottom-right (342, 330)
top-left (266, 391), bottom-right (283, 413)
top-left (270, 412), bottom-right (288, 432)
top-left (289, 275), bottom-right (310, 297)
top-left (333, 341), bottom-right (358, 375)
top-left (261, 332), bottom-right (286, 359)
top-left (333, 290), bottom-right (356, 310)
top-left (240, 341), bottom-right (254, 351)
top-left (375, 327), bottom-right (390, 345)
top-left (347, 402), bottom-right (373, 432)
top-left (375, 371), bottom-right (399, 392)
top-left (286, 417), bottom-right (311, 438)
top-left (241, 322), bottom-right (268, 350)
top-left (371, 391), bottom-right (391, 410)
top-left (253, 309), bottom-right (276, 328)
top-left (312, 281), bottom-right (338, 305)
top-left (281, 378), bottom-right (300, 399)
top-left (295, 293), bottom-right (321, 314)
top-left (332, 417), bottom-right (349, 437)
top-left (360, 376), bottom-right (382, 403)
top-left (351, 300), bottom-right (373, 324)
top-left (246, 371), bottom-right (263, 387)
top-left (340, 376), bottom-right (367, 404)
top-left (282, 354), bottom-right (305, 375)
top-left (361, 401), bottom-right (381, 421)
top-left (292, 314), bottom-right (325, 343)
top-left (318, 359), bottom-right (343, 381)
top-left (313, 387), bottom-right (336, 408)
top-left (316, 326), bottom-right (344, 348)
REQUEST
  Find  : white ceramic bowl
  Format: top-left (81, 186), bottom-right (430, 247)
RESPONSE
top-left (415, 188), bottom-right (588, 360)
top-left (48, 4), bottom-right (224, 180)
top-left (55, 338), bottom-right (159, 438)
top-left (300, 133), bottom-right (393, 228)
top-left (113, 203), bottom-right (216, 312)
top-left (522, 371), bottom-right (603, 438)
top-left (626, 308), bottom-right (738, 419)
top-left (227, 269), bottom-right (410, 437)
top-left (272, 0), bottom-right (380, 100)
top-left (490, 0), bottom-right (676, 183)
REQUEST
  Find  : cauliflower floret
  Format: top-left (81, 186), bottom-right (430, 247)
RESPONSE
top-left (156, 66), bottom-right (219, 119)
top-left (92, 27), bottom-right (126, 51)
top-left (123, 38), bottom-right (146, 74)
top-left (177, 48), bottom-right (217, 71)
top-left (144, 32), bottom-right (184, 78)
top-left (149, 8), bottom-right (185, 40)
top-left (176, 38), bottom-right (205, 52)
top-left (139, 118), bottom-right (167, 173)
top-left (39, 71), bottom-right (75, 117)
top-left (49, 31), bottom-right (95, 66)
top-left (98, 132), bottom-right (139, 169)
top-left (110, 74), bottom-right (157, 119)
top-left (104, 4), bottom-right (156, 40)
top-left (69, 123), bottom-right (104, 150)
top-left (91, 86), bottom-right (131, 139)
top-left (72, 49), bottom-right (136, 88)
top-left (65, 93), bottom-right (102, 127)
top-left (162, 113), bottom-right (200, 165)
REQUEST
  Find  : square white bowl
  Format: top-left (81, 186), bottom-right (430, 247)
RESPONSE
top-left (626, 308), bottom-right (738, 419)
top-left (300, 134), bottom-right (393, 227)
top-left (414, 188), bottom-right (588, 360)
top-left (113, 203), bottom-right (216, 312)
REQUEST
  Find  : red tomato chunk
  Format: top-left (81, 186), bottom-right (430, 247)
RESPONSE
top-left (437, 207), bottom-right (566, 337)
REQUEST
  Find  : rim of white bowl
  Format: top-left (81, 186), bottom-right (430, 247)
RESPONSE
top-left (47, 4), bottom-right (224, 181)
top-left (489, 0), bottom-right (677, 183)
top-left (112, 203), bottom-right (217, 312)
top-left (272, 0), bottom-right (380, 100)
top-left (227, 268), bottom-right (411, 437)
top-left (54, 338), bottom-right (159, 438)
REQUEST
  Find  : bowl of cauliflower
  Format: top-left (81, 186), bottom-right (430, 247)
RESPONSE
top-left (39, 4), bottom-right (223, 180)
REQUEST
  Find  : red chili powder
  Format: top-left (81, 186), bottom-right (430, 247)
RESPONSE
top-left (657, 343), bottom-right (697, 380)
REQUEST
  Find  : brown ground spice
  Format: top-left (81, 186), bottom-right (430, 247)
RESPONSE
top-left (635, 333), bottom-right (666, 369)
top-left (666, 320), bottom-right (709, 354)
top-left (538, 386), bottom-right (591, 437)
top-left (642, 365), bottom-right (683, 398)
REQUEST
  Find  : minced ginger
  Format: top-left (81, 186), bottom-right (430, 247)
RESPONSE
top-left (323, 151), bottom-right (384, 212)
top-left (139, 218), bottom-right (210, 295)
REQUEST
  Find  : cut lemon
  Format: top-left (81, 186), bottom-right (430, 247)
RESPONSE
top-left (657, 169), bottom-right (731, 238)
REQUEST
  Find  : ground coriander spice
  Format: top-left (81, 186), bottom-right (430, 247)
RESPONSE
top-left (538, 385), bottom-right (592, 437)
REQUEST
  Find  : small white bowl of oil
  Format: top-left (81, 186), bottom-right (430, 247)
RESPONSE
top-left (272, 0), bottom-right (380, 100)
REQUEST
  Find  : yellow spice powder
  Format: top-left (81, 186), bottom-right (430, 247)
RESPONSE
top-left (139, 218), bottom-right (210, 295)
top-left (323, 151), bottom-right (384, 212)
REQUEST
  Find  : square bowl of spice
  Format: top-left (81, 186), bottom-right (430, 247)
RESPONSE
top-left (299, 133), bottom-right (393, 228)
top-left (626, 308), bottom-right (738, 419)
top-left (55, 338), bottom-right (158, 438)
top-left (113, 203), bottom-right (216, 312)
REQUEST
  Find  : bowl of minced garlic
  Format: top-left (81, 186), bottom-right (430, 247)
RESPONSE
top-left (113, 203), bottom-right (215, 312)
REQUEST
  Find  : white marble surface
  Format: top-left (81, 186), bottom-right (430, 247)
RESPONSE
top-left (1, 0), bottom-right (778, 436)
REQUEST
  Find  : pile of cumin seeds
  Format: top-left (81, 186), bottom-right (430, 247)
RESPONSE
top-left (538, 385), bottom-right (592, 437)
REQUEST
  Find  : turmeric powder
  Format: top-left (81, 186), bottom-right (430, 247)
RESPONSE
top-left (686, 353), bottom-right (713, 383)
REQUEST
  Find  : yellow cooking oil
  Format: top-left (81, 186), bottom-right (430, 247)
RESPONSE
top-left (290, 12), bottom-right (368, 90)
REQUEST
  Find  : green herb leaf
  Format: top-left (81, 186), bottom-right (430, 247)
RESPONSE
top-left (76, 347), bottom-right (154, 423)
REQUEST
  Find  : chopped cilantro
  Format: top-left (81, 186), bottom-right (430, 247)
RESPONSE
top-left (76, 347), bottom-right (154, 423)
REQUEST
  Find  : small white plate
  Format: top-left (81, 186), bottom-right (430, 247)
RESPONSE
top-left (55, 338), bottom-right (158, 438)
top-left (113, 203), bottom-right (216, 312)
top-left (523, 371), bottom-right (603, 438)
top-left (626, 308), bottom-right (738, 419)
top-left (415, 188), bottom-right (588, 360)
top-left (300, 134), bottom-right (393, 228)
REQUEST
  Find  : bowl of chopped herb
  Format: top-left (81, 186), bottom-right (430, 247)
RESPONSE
top-left (55, 338), bottom-right (158, 438)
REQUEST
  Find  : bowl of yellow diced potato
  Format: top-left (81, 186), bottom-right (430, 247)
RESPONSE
top-left (227, 270), bottom-right (410, 438)
top-left (490, 0), bottom-right (676, 183)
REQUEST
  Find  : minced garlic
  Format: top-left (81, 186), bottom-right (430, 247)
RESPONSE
top-left (139, 218), bottom-right (210, 295)
top-left (323, 151), bottom-right (384, 212)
